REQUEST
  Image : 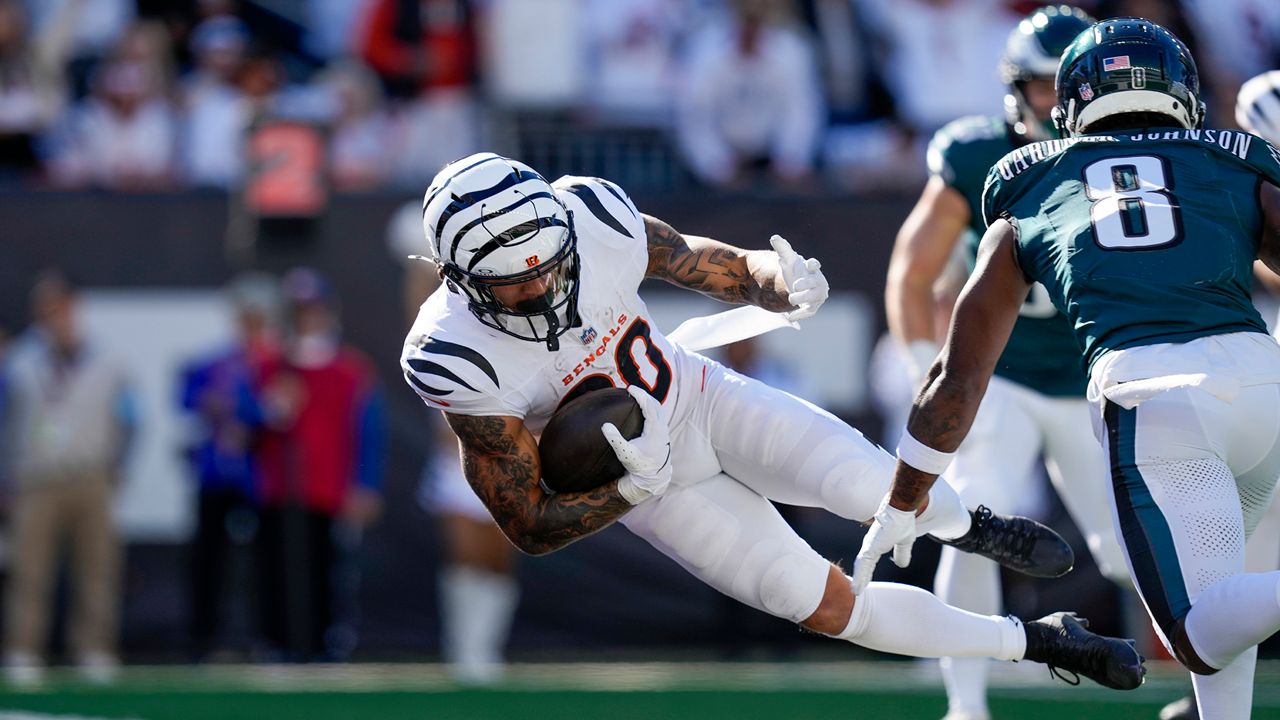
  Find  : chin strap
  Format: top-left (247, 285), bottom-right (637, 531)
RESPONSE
top-left (543, 311), bottom-right (560, 351)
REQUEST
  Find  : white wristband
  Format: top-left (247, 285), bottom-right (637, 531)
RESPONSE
top-left (616, 474), bottom-right (653, 505)
top-left (897, 430), bottom-right (955, 475)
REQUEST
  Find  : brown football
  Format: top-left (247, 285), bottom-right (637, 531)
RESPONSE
top-left (538, 387), bottom-right (644, 493)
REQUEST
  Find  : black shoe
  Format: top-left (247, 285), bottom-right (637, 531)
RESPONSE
top-left (931, 505), bottom-right (1074, 578)
top-left (1023, 612), bottom-right (1146, 690)
top-left (1159, 695), bottom-right (1198, 720)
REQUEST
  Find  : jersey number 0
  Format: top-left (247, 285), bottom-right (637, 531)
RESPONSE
top-left (1084, 155), bottom-right (1183, 250)
top-left (562, 318), bottom-right (673, 407)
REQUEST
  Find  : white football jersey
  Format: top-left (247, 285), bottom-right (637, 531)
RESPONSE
top-left (401, 176), bottom-right (703, 434)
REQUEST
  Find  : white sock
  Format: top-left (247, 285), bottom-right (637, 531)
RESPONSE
top-left (835, 581), bottom-right (1024, 661)
top-left (917, 476), bottom-right (972, 541)
top-left (1182, 571), bottom-right (1280, 668)
top-left (439, 566), bottom-right (519, 682)
top-left (935, 547), bottom-right (1001, 718)
top-left (1191, 647), bottom-right (1257, 720)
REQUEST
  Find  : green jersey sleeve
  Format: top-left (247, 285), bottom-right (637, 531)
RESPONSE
top-left (1244, 134), bottom-right (1280, 188)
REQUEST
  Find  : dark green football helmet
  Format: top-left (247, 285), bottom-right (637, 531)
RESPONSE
top-left (1001, 5), bottom-right (1095, 140)
top-left (1054, 17), bottom-right (1204, 136)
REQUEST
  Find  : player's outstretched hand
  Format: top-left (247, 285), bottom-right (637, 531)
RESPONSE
top-left (770, 235), bottom-right (829, 322)
top-left (850, 495), bottom-right (919, 594)
top-left (602, 385), bottom-right (673, 505)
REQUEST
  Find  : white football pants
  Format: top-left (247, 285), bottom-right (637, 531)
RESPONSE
top-left (620, 354), bottom-right (968, 623)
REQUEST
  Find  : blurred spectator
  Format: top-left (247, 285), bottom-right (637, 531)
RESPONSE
top-left (50, 55), bottom-right (178, 190)
top-left (0, 0), bottom-right (67, 181)
top-left (480, 0), bottom-right (584, 108)
top-left (1098, 0), bottom-right (1234, 124)
top-left (2, 271), bottom-right (134, 686)
top-left (178, 273), bottom-right (280, 661)
top-left (1184, 0), bottom-right (1280, 99)
top-left (675, 0), bottom-right (824, 188)
top-left (581, 0), bottom-right (685, 124)
top-left (180, 16), bottom-right (249, 187)
top-left (0, 322), bottom-right (11, 494)
top-left (114, 20), bottom-right (176, 91)
top-left (359, 0), bottom-right (474, 99)
top-left (801, 0), bottom-right (873, 122)
top-left (387, 201), bottom-right (518, 684)
top-left (237, 45), bottom-right (332, 121)
top-left (359, 0), bottom-right (480, 186)
top-left (319, 61), bottom-right (392, 191)
top-left (305, 0), bottom-right (369, 62)
top-left (22, 0), bottom-right (134, 97)
top-left (255, 269), bottom-right (384, 661)
top-left (857, 0), bottom-right (1018, 136)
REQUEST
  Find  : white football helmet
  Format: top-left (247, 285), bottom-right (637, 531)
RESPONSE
top-left (422, 153), bottom-right (580, 350)
top-left (1236, 70), bottom-right (1280, 146)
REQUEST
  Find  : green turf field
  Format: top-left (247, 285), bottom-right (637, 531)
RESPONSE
top-left (0, 661), bottom-right (1277, 720)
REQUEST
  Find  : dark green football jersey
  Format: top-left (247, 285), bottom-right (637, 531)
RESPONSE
top-left (929, 116), bottom-right (1087, 396)
top-left (982, 128), bottom-right (1280, 373)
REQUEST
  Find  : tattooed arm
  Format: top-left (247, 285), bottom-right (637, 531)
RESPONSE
top-left (888, 218), bottom-right (1030, 510)
top-left (643, 214), bottom-right (793, 312)
top-left (444, 412), bottom-right (633, 555)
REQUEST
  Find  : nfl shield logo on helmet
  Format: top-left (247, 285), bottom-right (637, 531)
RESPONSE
top-left (579, 326), bottom-right (598, 345)
top-left (1079, 83), bottom-right (1094, 101)
top-left (1102, 55), bottom-right (1131, 71)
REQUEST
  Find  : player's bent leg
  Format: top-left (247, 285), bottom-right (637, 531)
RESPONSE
top-left (830, 581), bottom-right (1144, 689)
top-left (617, 472), bottom-right (1139, 686)
top-left (1101, 387), bottom-right (1280, 718)
top-left (618, 473), bottom-right (832, 624)
top-left (1039, 395), bottom-right (1130, 584)
top-left (695, 361), bottom-right (1072, 576)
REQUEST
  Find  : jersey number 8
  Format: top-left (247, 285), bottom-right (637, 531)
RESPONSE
top-left (1083, 155), bottom-right (1183, 250)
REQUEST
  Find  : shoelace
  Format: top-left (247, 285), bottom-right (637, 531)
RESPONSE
top-left (1047, 666), bottom-right (1082, 686)
top-left (1040, 623), bottom-right (1111, 687)
top-left (972, 506), bottom-right (1038, 560)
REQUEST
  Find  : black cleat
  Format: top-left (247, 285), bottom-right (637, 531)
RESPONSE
top-left (1023, 612), bottom-right (1146, 690)
top-left (931, 505), bottom-right (1074, 578)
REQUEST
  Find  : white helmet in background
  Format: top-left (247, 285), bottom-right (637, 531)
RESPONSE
top-left (1236, 70), bottom-right (1280, 145)
top-left (422, 153), bottom-right (580, 351)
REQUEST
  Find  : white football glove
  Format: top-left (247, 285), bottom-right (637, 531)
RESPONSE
top-left (850, 495), bottom-right (919, 595)
top-left (770, 235), bottom-right (829, 322)
top-left (602, 385), bottom-right (673, 505)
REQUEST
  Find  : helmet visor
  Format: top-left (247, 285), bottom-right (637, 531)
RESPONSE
top-left (455, 233), bottom-right (580, 347)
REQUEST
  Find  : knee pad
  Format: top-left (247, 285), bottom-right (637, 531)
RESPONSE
top-left (759, 553), bottom-right (828, 623)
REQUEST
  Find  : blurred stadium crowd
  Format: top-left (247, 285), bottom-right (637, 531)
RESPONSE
top-left (1, 0), bottom-right (1280, 696)
top-left (0, 0), bottom-right (1274, 195)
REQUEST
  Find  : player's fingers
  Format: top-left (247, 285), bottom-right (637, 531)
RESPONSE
top-left (769, 234), bottom-right (797, 263)
top-left (784, 306), bottom-right (813, 323)
top-left (626, 385), bottom-right (661, 422)
top-left (789, 287), bottom-right (819, 305)
top-left (790, 276), bottom-right (814, 293)
top-left (804, 257), bottom-right (822, 273)
top-left (850, 552), bottom-right (876, 595)
top-left (891, 539), bottom-right (913, 568)
top-left (601, 422), bottom-right (628, 451)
